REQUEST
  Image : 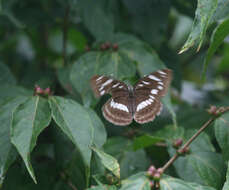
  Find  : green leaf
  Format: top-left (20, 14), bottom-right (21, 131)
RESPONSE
top-left (113, 33), bottom-right (165, 75)
top-left (120, 172), bottom-right (151, 190)
top-left (169, 142), bottom-right (224, 189)
top-left (179, 0), bottom-right (218, 53)
top-left (154, 125), bottom-right (184, 141)
top-left (85, 108), bottom-right (107, 148)
top-left (223, 162), bottom-right (229, 190)
top-left (103, 137), bottom-right (149, 179)
top-left (212, 0), bottom-right (229, 21)
top-left (203, 18), bottom-right (229, 78)
top-left (133, 135), bottom-right (164, 150)
top-left (189, 152), bottom-right (224, 188)
top-left (120, 149), bottom-right (150, 179)
top-left (0, 96), bottom-right (28, 185)
top-left (78, 0), bottom-right (114, 40)
top-left (0, 62), bottom-right (16, 85)
top-left (91, 147), bottom-right (120, 179)
top-left (160, 175), bottom-right (216, 190)
top-left (162, 92), bottom-right (177, 128)
top-left (103, 137), bottom-right (131, 159)
top-left (123, 0), bottom-right (170, 48)
top-left (57, 66), bottom-right (82, 103)
top-left (0, 84), bottom-right (32, 100)
top-left (87, 185), bottom-right (117, 190)
top-left (215, 112), bottom-right (229, 160)
top-left (49, 96), bottom-right (93, 168)
top-left (70, 51), bottom-right (136, 106)
top-left (11, 96), bottom-right (51, 183)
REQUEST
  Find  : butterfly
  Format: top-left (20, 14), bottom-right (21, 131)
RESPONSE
top-left (90, 69), bottom-right (172, 126)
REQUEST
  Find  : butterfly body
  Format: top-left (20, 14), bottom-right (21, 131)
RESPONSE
top-left (90, 69), bottom-right (172, 126)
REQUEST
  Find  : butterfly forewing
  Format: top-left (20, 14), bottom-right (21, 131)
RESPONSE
top-left (133, 69), bottom-right (172, 124)
top-left (90, 75), bottom-right (128, 98)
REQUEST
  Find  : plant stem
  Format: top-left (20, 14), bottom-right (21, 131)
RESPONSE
top-left (161, 106), bottom-right (229, 172)
top-left (63, 5), bottom-right (70, 66)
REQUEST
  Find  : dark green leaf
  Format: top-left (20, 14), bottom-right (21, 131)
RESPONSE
top-left (179, 0), bottom-right (218, 53)
top-left (11, 96), bottom-right (51, 183)
top-left (162, 93), bottom-right (177, 127)
top-left (168, 133), bottom-right (225, 189)
top-left (222, 162), bottom-right (229, 190)
top-left (212, 0), bottom-right (229, 21)
top-left (113, 33), bottom-right (165, 75)
top-left (0, 84), bottom-right (32, 100)
top-left (154, 125), bottom-right (184, 141)
top-left (87, 185), bottom-right (117, 190)
top-left (49, 96), bottom-right (93, 168)
top-left (120, 149), bottom-right (150, 179)
top-left (215, 112), bottom-right (229, 160)
top-left (85, 108), bottom-right (107, 148)
top-left (78, 0), bottom-right (114, 40)
top-left (189, 152), bottom-right (224, 188)
top-left (91, 146), bottom-right (120, 179)
top-left (0, 62), bottom-right (16, 85)
top-left (103, 137), bottom-right (149, 179)
top-left (103, 137), bottom-right (131, 159)
top-left (0, 96), bottom-right (28, 186)
top-left (123, 0), bottom-right (170, 48)
top-left (120, 172), bottom-right (151, 190)
top-left (203, 18), bottom-right (229, 78)
top-left (133, 135), bottom-right (164, 150)
top-left (160, 175), bottom-right (216, 190)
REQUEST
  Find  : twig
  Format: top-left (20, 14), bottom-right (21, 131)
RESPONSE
top-left (63, 5), bottom-right (70, 66)
top-left (161, 106), bottom-right (229, 172)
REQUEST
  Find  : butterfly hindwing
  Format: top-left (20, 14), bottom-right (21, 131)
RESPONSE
top-left (91, 75), bottom-right (132, 126)
top-left (102, 97), bottom-right (132, 126)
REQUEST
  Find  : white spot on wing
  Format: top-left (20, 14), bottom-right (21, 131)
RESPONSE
top-left (96, 76), bottom-right (103, 81)
top-left (149, 95), bottom-right (155, 99)
top-left (142, 81), bottom-right (150, 85)
top-left (148, 75), bottom-right (161, 82)
top-left (136, 99), bottom-right (153, 111)
top-left (101, 79), bottom-right (113, 88)
top-left (110, 99), bottom-right (129, 112)
top-left (99, 86), bottom-right (104, 91)
top-left (119, 86), bottom-right (123, 89)
top-left (151, 89), bottom-right (158, 95)
top-left (158, 82), bottom-right (163, 85)
top-left (158, 70), bottom-right (166, 75)
top-left (100, 90), bottom-right (105, 95)
top-left (138, 84), bottom-right (143, 87)
top-left (157, 85), bottom-right (163, 90)
top-left (148, 98), bottom-right (154, 103)
top-left (112, 83), bottom-right (120, 88)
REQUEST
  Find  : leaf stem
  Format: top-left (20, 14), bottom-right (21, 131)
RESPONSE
top-left (161, 106), bottom-right (229, 172)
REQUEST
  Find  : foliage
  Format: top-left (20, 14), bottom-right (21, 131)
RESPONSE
top-left (1, 0), bottom-right (229, 189)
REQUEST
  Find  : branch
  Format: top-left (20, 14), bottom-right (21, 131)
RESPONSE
top-left (161, 106), bottom-right (229, 172)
